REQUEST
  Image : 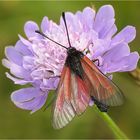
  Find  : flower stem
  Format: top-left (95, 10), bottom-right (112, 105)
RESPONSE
top-left (94, 106), bottom-right (128, 139)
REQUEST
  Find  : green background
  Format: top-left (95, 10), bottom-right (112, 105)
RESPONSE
top-left (0, 1), bottom-right (140, 139)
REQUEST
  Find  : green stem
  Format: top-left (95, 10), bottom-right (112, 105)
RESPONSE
top-left (94, 106), bottom-right (128, 139)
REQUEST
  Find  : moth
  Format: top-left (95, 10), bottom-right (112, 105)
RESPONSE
top-left (36, 12), bottom-right (124, 129)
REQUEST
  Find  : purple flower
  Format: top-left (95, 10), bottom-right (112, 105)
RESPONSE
top-left (2, 5), bottom-right (139, 113)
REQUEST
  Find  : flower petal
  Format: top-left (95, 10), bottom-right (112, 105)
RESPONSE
top-left (119, 52), bottom-right (139, 71)
top-left (106, 24), bottom-right (117, 39)
top-left (112, 26), bottom-right (136, 44)
top-left (93, 5), bottom-right (115, 34)
top-left (40, 77), bottom-right (59, 91)
top-left (31, 94), bottom-right (48, 113)
top-left (15, 40), bottom-right (33, 56)
top-left (18, 35), bottom-right (32, 48)
top-left (102, 51), bottom-right (139, 73)
top-left (98, 19), bottom-right (115, 39)
top-left (2, 59), bottom-right (11, 69)
top-left (61, 12), bottom-right (81, 33)
top-left (6, 72), bottom-right (31, 85)
top-left (103, 43), bottom-right (130, 62)
top-left (5, 47), bottom-right (23, 66)
top-left (11, 87), bottom-right (48, 112)
top-left (75, 7), bottom-right (95, 32)
top-left (23, 56), bottom-right (35, 71)
top-left (11, 87), bottom-right (40, 102)
top-left (3, 54), bottom-right (30, 79)
top-left (3, 56), bottom-right (30, 79)
top-left (82, 7), bottom-right (95, 29)
top-left (90, 38), bottom-right (111, 59)
top-left (41, 16), bottom-right (50, 33)
top-left (24, 21), bottom-right (39, 39)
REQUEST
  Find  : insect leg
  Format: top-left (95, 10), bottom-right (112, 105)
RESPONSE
top-left (92, 59), bottom-right (100, 67)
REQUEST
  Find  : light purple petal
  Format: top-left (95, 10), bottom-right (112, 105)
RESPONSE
top-left (54, 78), bottom-right (59, 88)
top-left (102, 52), bottom-right (139, 73)
top-left (9, 63), bottom-right (29, 78)
top-left (23, 56), bottom-right (35, 71)
top-left (76, 8), bottom-right (95, 32)
top-left (75, 11), bottom-right (86, 32)
top-left (75, 11), bottom-right (82, 22)
top-left (20, 94), bottom-right (47, 113)
top-left (18, 35), bottom-right (32, 48)
top-left (61, 12), bottom-right (81, 32)
top-left (2, 59), bottom-right (11, 68)
top-left (112, 26), bottom-right (136, 44)
top-left (31, 93), bottom-right (48, 113)
top-left (15, 40), bottom-right (33, 56)
top-left (101, 43), bottom-right (137, 73)
top-left (40, 77), bottom-right (60, 91)
top-left (105, 24), bottom-right (117, 39)
top-left (3, 57), bottom-right (31, 79)
top-left (6, 72), bottom-right (31, 85)
top-left (102, 60), bottom-right (124, 73)
top-left (41, 16), bottom-right (50, 33)
top-left (98, 19), bottom-right (115, 39)
top-left (11, 87), bottom-right (48, 112)
top-left (5, 47), bottom-right (23, 66)
top-left (90, 38), bottom-right (111, 59)
top-left (93, 5), bottom-right (115, 33)
top-left (11, 87), bottom-right (40, 102)
top-left (24, 21), bottom-right (39, 39)
top-left (82, 7), bottom-right (95, 29)
top-left (103, 43), bottom-right (130, 62)
top-left (119, 52), bottom-right (139, 71)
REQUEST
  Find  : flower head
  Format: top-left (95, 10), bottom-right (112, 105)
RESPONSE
top-left (3, 5), bottom-right (139, 113)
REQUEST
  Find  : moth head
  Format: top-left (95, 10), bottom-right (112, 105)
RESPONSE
top-left (67, 47), bottom-right (76, 55)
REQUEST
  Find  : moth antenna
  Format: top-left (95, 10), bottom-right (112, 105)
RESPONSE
top-left (62, 12), bottom-right (72, 47)
top-left (35, 30), bottom-right (68, 49)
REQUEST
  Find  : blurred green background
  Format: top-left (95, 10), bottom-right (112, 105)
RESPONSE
top-left (0, 1), bottom-right (140, 139)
